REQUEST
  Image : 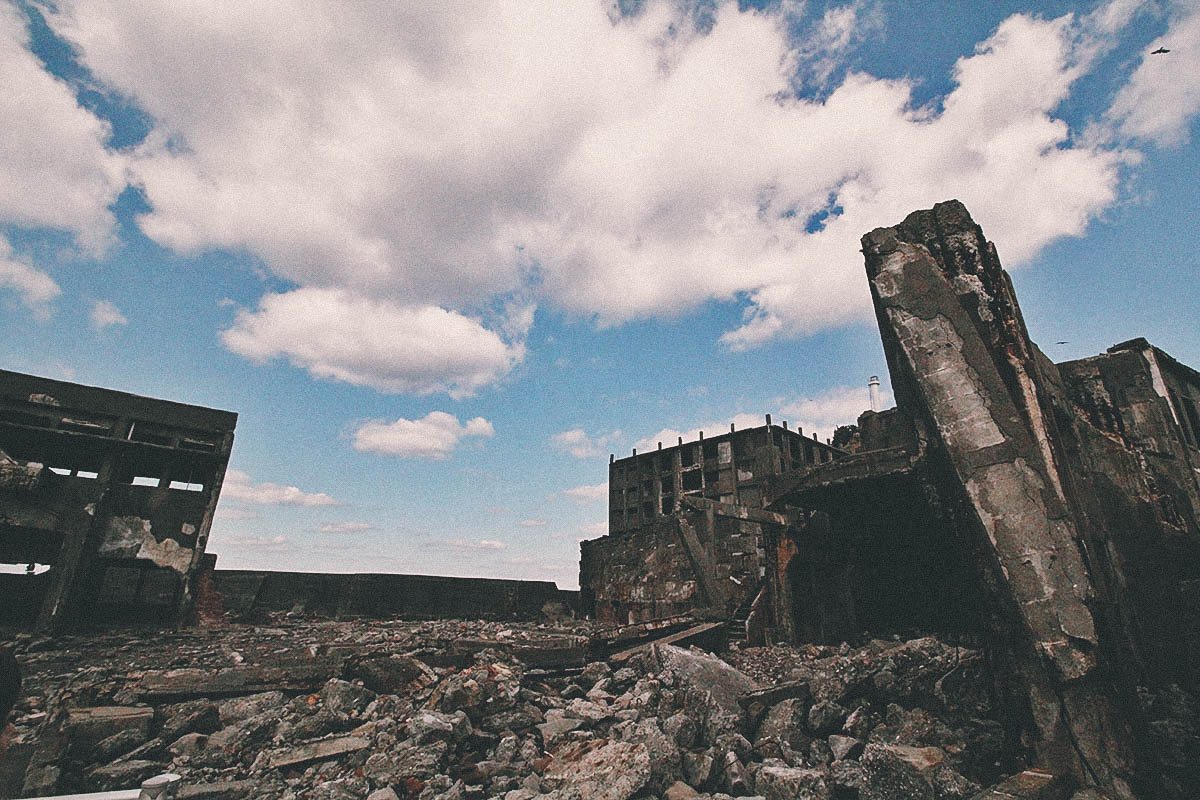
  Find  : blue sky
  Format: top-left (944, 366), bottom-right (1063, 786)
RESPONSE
top-left (2, 0), bottom-right (1197, 589)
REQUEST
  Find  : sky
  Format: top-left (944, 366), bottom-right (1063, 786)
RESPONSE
top-left (2, 0), bottom-right (1197, 590)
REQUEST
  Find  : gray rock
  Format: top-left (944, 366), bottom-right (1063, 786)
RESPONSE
top-left (858, 743), bottom-right (935, 800)
top-left (682, 751), bottom-right (714, 788)
top-left (406, 710), bottom-right (466, 743)
top-left (218, 691), bottom-right (286, 726)
top-left (754, 765), bottom-right (830, 800)
top-left (542, 738), bottom-right (654, 800)
top-left (159, 699), bottom-right (220, 742)
top-left (86, 759), bottom-right (165, 791)
top-left (348, 654), bottom-right (432, 694)
top-left (663, 780), bottom-right (700, 800)
top-left (829, 759), bottom-right (866, 794)
top-left (756, 699), bottom-right (807, 751)
top-left (537, 711), bottom-right (583, 748)
top-left (320, 678), bottom-right (376, 716)
top-left (807, 701), bottom-right (848, 736)
top-left (828, 734), bottom-right (863, 761)
top-left (663, 711), bottom-right (700, 750)
top-left (167, 731), bottom-right (208, 758)
top-left (652, 645), bottom-right (756, 729)
top-left (362, 739), bottom-right (449, 783)
top-left (91, 727), bottom-right (148, 762)
top-left (366, 787), bottom-right (400, 800)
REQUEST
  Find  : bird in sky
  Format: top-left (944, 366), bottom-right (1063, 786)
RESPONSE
top-left (1151, 47), bottom-right (1171, 54)
top-left (1056, 341), bottom-right (1070, 345)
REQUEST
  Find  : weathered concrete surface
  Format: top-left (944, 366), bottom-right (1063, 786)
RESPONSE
top-left (208, 569), bottom-right (577, 621)
top-left (861, 201), bottom-right (1142, 795)
top-left (580, 509), bottom-right (764, 624)
top-left (0, 369), bottom-right (237, 632)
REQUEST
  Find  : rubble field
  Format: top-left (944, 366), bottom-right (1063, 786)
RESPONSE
top-left (0, 615), bottom-right (1096, 800)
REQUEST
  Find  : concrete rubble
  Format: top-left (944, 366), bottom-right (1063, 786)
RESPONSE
top-left (1, 614), bottom-right (1112, 800)
top-left (578, 200), bottom-right (1200, 798)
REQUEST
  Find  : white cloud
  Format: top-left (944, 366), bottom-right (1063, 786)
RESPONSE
top-left (579, 520), bottom-right (609, 539)
top-left (562, 482), bottom-right (609, 503)
top-left (221, 469), bottom-right (339, 506)
top-left (222, 288), bottom-right (526, 397)
top-left (1107, 0), bottom-right (1200, 146)
top-left (213, 505), bottom-right (260, 522)
top-left (633, 412), bottom-right (771, 453)
top-left (220, 534), bottom-right (290, 552)
top-left (33, 0), bottom-right (1161, 356)
top-left (0, 4), bottom-right (125, 252)
top-left (446, 538), bottom-right (507, 550)
top-left (550, 428), bottom-right (621, 459)
top-left (318, 521), bottom-right (374, 533)
top-left (0, 236), bottom-right (60, 319)
top-left (89, 299), bottom-right (128, 330)
top-left (519, 518), bottom-right (549, 528)
top-left (352, 411), bottom-right (494, 459)
top-left (632, 384), bottom-right (887, 450)
top-left (779, 384), bottom-right (893, 441)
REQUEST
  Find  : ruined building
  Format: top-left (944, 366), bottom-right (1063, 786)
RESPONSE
top-left (0, 370), bottom-right (236, 632)
top-left (579, 200), bottom-right (1200, 796)
top-left (585, 421), bottom-right (842, 624)
top-left (0, 371), bottom-right (577, 633)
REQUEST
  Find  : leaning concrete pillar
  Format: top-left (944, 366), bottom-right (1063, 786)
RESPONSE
top-left (861, 201), bottom-right (1135, 795)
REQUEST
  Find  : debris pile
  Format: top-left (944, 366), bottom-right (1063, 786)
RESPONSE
top-left (2, 617), bottom-right (1053, 800)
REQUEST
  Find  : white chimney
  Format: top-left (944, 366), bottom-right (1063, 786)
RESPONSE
top-left (868, 375), bottom-right (881, 412)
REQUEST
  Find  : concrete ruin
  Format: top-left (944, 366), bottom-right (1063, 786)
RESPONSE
top-left (584, 422), bottom-right (842, 625)
top-left (579, 200), bottom-right (1200, 796)
top-left (0, 370), bottom-right (237, 632)
top-left (0, 371), bottom-right (582, 635)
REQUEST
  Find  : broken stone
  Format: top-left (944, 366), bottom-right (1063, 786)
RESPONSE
top-left (347, 653), bottom-right (433, 694)
top-left (86, 759), bottom-right (166, 791)
top-left (664, 780), bottom-right (700, 800)
top-left (320, 678), bottom-right (376, 717)
top-left (543, 739), bottom-right (654, 800)
top-left (754, 764), bottom-right (830, 800)
top-left (264, 734), bottom-right (369, 769)
top-left (90, 726), bottom-right (150, 762)
top-left (807, 700), bottom-right (848, 736)
top-left (168, 731), bottom-right (208, 759)
top-left (859, 742), bottom-right (935, 800)
top-left (217, 691), bottom-right (286, 725)
top-left (828, 734), bottom-right (863, 761)
top-left (536, 710), bottom-right (582, 748)
top-left (158, 699), bottom-right (220, 742)
top-left (66, 706), bottom-right (155, 752)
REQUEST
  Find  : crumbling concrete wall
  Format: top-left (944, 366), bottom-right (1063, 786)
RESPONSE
top-left (0, 370), bottom-right (236, 632)
top-left (860, 200), bottom-right (1200, 798)
top-left (209, 569), bottom-right (577, 621)
top-left (580, 507), bottom-right (765, 625)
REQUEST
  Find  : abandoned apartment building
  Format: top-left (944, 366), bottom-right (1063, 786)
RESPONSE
top-left (580, 200), bottom-right (1200, 795)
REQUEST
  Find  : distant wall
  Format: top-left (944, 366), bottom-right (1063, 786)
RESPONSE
top-left (209, 569), bottom-right (577, 620)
